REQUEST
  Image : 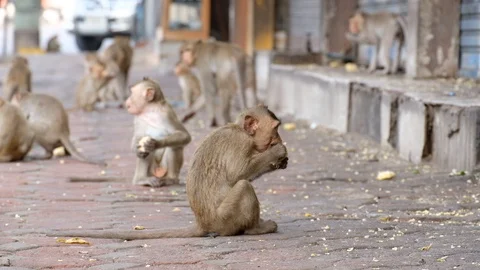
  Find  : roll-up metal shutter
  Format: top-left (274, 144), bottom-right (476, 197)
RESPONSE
top-left (288, 0), bottom-right (323, 52)
top-left (459, 0), bottom-right (480, 78)
top-left (357, 0), bottom-right (408, 70)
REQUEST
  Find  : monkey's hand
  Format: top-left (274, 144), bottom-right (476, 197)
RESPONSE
top-left (269, 144), bottom-right (288, 170)
top-left (136, 137), bottom-right (157, 159)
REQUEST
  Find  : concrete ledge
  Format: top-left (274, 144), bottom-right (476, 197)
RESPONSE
top-left (267, 64), bottom-right (480, 171)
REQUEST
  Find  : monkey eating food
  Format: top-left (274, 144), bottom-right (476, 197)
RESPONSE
top-left (0, 98), bottom-right (35, 162)
top-left (174, 60), bottom-right (201, 109)
top-left (125, 77), bottom-right (191, 187)
top-left (345, 11), bottom-right (406, 75)
top-left (44, 105), bottom-right (287, 240)
top-left (11, 92), bottom-right (105, 165)
top-left (3, 56), bottom-right (31, 102)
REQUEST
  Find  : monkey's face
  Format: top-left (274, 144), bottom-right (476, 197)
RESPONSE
top-left (125, 84), bottom-right (151, 115)
top-left (181, 50), bottom-right (195, 66)
top-left (348, 13), bottom-right (364, 34)
top-left (244, 114), bottom-right (282, 152)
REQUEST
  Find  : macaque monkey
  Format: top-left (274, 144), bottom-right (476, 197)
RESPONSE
top-left (179, 40), bottom-right (255, 127)
top-left (46, 35), bottom-right (60, 53)
top-left (173, 60), bottom-right (201, 108)
top-left (3, 56), bottom-right (31, 101)
top-left (75, 53), bottom-right (114, 111)
top-left (11, 92), bottom-right (105, 165)
top-left (101, 36), bottom-right (134, 101)
top-left (125, 77), bottom-right (191, 187)
top-left (0, 98), bottom-right (35, 162)
top-left (345, 11), bottom-right (406, 75)
top-left (45, 105), bottom-right (288, 240)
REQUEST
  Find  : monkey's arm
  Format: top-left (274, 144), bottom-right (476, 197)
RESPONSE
top-left (238, 143), bottom-right (288, 181)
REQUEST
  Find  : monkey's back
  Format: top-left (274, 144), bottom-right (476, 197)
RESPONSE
top-left (0, 101), bottom-right (34, 160)
top-left (186, 124), bottom-right (252, 228)
top-left (18, 94), bottom-right (70, 143)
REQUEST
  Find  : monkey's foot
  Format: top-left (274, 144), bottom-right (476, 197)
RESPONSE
top-left (135, 177), bottom-right (178, 188)
top-left (205, 232), bottom-right (219, 238)
top-left (244, 220), bottom-right (278, 235)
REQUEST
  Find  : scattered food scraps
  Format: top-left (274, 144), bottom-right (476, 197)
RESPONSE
top-left (345, 63), bottom-right (358, 72)
top-left (376, 171), bottom-right (396, 180)
top-left (420, 243), bottom-right (432, 251)
top-left (134, 225), bottom-right (145, 230)
top-left (283, 123), bottom-right (296, 131)
top-left (172, 207), bottom-right (181, 212)
top-left (53, 146), bottom-right (66, 157)
top-left (57, 237), bottom-right (90, 245)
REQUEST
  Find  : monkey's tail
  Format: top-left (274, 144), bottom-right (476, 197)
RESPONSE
top-left (59, 134), bottom-right (106, 166)
top-left (45, 226), bottom-right (205, 240)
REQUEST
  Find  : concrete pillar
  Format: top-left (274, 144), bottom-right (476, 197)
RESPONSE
top-left (13, 0), bottom-right (41, 52)
top-left (405, 0), bottom-right (461, 78)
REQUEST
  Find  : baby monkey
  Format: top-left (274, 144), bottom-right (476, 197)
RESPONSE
top-left (346, 11), bottom-right (406, 75)
top-left (174, 60), bottom-right (201, 109)
top-left (125, 77), bottom-right (191, 187)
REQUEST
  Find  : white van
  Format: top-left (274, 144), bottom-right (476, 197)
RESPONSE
top-left (65, 0), bottom-right (139, 51)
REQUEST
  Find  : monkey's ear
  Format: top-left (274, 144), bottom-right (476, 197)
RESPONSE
top-left (244, 115), bottom-right (259, 135)
top-left (145, 87), bottom-right (155, 102)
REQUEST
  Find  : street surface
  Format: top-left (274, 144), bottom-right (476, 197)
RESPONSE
top-left (0, 50), bottom-right (479, 270)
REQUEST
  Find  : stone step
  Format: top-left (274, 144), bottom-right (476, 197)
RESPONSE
top-left (267, 64), bottom-right (480, 171)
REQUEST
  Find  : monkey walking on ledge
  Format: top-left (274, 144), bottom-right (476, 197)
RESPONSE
top-left (46, 105), bottom-right (288, 240)
top-left (345, 10), bottom-right (406, 75)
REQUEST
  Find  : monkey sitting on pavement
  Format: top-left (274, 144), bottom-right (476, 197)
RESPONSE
top-left (345, 11), bottom-right (406, 75)
top-left (0, 98), bottom-right (35, 162)
top-left (3, 55), bottom-right (31, 102)
top-left (45, 104), bottom-right (288, 240)
top-left (125, 77), bottom-right (191, 187)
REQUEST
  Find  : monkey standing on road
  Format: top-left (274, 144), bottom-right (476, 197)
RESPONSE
top-left (179, 40), bottom-right (258, 127)
top-left (45, 105), bottom-right (288, 240)
top-left (345, 11), bottom-right (406, 75)
top-left (3, 56), bottom-right (31, 102)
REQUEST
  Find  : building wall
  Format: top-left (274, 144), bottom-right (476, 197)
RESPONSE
top-left (288, 0), bottom-right (323, 53)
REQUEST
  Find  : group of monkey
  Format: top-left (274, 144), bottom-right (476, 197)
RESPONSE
top-left (0, 33), bottom-right (289, 239)
top-left (0, 10), bottom-right (403, 239)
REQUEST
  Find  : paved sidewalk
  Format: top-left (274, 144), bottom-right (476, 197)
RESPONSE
top-left (0, 54), bottom-right (479, 270)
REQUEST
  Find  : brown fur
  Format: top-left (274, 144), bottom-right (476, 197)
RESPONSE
top-left (0, 98), bottom-right (35, 162)
top-left (174, 60), bottom-right (201, 108)
top-left (345, 11), bottom-right (406, 74)
top-left (76, 53), bottom-right (114, 111)
top-left (11, 92), bottom-right (105, 165)
top-left (45, 105), bottom-right (287, 240)
top-left (125, 77), bottom-right (191, 187)
top-left (3, 56), bottom-right (31, 101)
top-left (179, 40), bottom-right (258, 127)
top-left (101, 36), bottom-right (133, 101)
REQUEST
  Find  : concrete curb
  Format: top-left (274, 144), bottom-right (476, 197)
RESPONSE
top-left (267, 64), bottom-right (480, 171)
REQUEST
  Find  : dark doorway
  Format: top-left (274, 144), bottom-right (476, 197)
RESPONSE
top-left (210, 0), bottom-right (229, 41)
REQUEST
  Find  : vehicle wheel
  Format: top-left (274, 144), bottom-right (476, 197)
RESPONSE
top-left (75, 35), bottom-right (103, 51)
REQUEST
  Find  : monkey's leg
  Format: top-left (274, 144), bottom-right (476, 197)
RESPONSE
top-left (36, 139), bottom-right (56, 160)
top-left (215, 179), bottom-right (263, 236)
top-left (378, 34), bottom-right (395, 75)
top-left (132, 155), bottom-right (163, 187)
top-left (154, 147), bottom-right (183, 186)
top-left (368, 45), bottom-right (378, 73)
top-left (391, 37), bottom-right (403, 74)
top-left (219, 79), bottom-right (232, 125)
top-left (198, 71), bottom-right (217, 127)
